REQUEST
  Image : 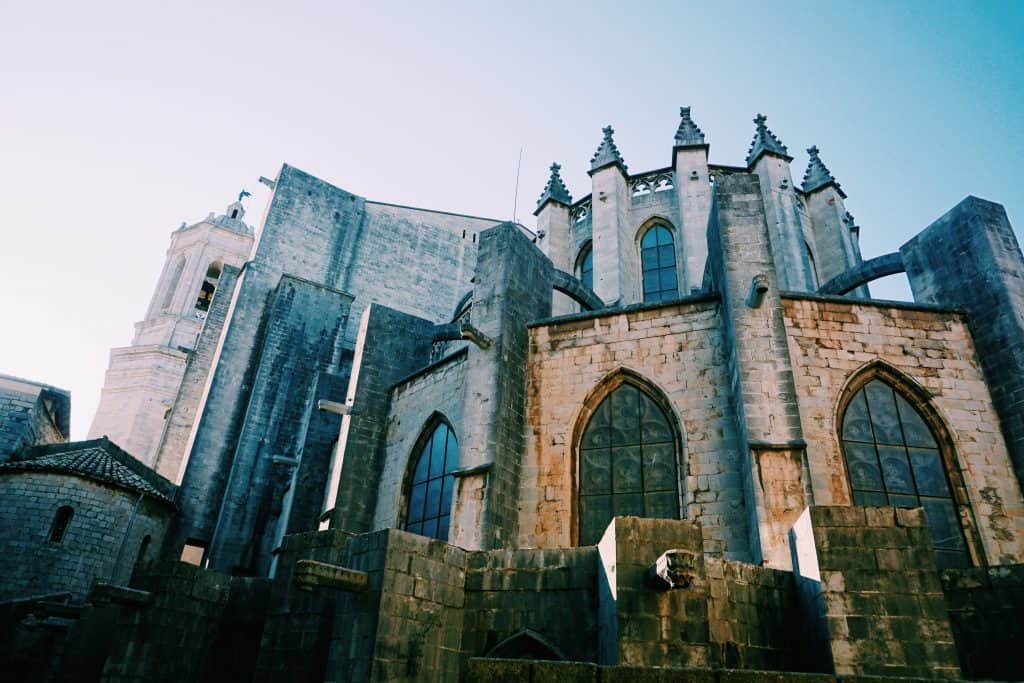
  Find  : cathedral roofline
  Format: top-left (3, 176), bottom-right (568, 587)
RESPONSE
top-left (779, 291), bottom-right (963, 315)
top-left (527, 292), bottom-right (720, 329)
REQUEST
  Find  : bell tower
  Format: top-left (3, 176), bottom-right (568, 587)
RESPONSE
top-left (88, 193), bottom-right (255, 470)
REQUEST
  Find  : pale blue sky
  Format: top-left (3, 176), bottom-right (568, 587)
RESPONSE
top-left (1, 1), bottom-right (1021, 438)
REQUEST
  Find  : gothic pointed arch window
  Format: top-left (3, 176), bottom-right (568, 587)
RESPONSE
top-left (840, 376), bottom-right (971, 568)
top-left (640, 225), bottom-right (678, 302)
top-left (576, 242), bottom-right (594, 291)
top-left (404, 420), bottom-right (459, 541)
top-left (577, 380), bottom-right (680, 545)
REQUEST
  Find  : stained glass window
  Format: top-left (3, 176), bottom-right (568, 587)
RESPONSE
top-left (405, 422), bottom-right (458, 541)
top-left (641, 226), bottom-right (678, 303)
top-left (578, 383), bottom-right (679, 545)
top-left (578, 243), bottom-right (594, 291)
top-left (841, 379), bottom-right (969, 568)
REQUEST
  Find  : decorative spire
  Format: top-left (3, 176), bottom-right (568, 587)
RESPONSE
top-left (589, 125), bottom-right (628, 175)
top-left (745, 114), bottom-right (791, 166)
top-left (534, 162), bottom-right (573, 214)
top-left (674, 106), bottom-right (706, 147)
top-left (801, 146), bottom-right (843, 195)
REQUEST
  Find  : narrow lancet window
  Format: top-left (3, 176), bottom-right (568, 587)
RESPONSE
top-left (578, 243), bottom-right (594, 291)
top-left (841, 379), bottom-right (970, 568)
top-left (640, 226), bottom-right (678, 302)
top-left (578, 382), bottom-right (679, 545)
top-left (48, 505), bottom-right (74, 543)
top-left (405, 421), bottom-right (459, 541)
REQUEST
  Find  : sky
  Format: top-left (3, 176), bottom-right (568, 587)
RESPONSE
top-left (1, 1), bottom-right (1022, 439)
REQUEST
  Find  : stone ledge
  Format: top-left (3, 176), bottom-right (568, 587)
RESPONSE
top-left (294, 559), bottom-right (369, 592)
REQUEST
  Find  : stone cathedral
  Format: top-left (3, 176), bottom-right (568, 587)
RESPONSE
top-left (2, 109), bottom-right (1023, 682)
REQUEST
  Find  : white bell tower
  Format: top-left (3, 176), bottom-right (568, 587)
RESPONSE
top-left (88, 193), bottom-right (255, 469)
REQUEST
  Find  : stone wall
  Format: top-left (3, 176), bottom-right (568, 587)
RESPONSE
top-left (705, 170), bottom-right (810, 570)
top-left (0, 472), bottom-right (171, 601)
top-left (781, 294), bottom-right (1024, 563)
top-left (462, 546), bottom-right (600, 662)
top-left (941, 564), bottom-right (1024, 681)
top-left (254, 529), bottom-right (351, 682)
top-left (598, 517), bottom-right (710, 668)
top-left (706, 557), bottom-right (799, 671)
top-left (901, 196), bottom-right (1024, 492)
top-left (0, 376), bottom-right (68, 461)
top-left (152, 264), bottom-right (240, 482)
top-left (101, 562), bottom-right (269, 683)
top-left (793, 506), bottom-right (960, 679)
top-left (285, 369), bottom-right (350, 536)
top-left (462, 658), bottom-right (843, 683)
top-left (173, 164), bottom-right (499, 570)
top-left (524, 297), bottom-right (749, 559)
top-left (373, 350), bottom-right (468, 532)
top-left (191, 274), bottom-right (354, 575)
top-left (332, 305), bottom-right (437, 535)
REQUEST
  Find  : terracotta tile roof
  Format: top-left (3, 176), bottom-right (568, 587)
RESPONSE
top-left (0, 440), bottom-right (176, 506)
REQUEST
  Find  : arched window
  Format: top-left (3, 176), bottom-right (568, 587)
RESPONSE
top-left (405, 421), bottom-right (459, 541)
top-left (805, 241), bottom-right (819, 288)
top-left (48, 505), bottom-right (74, 543)
top-left (578, 382), bottom-right (679, 545)
top-left (161, 255), bottom-right (185, 311)
top-left (640, 225), bottom-right (678, 302)
top-left (195, 262), bottom-right (222, 313)
top-left (133, 535), bottom-right (152, 579)
top-left (577, 243), bottom-right (594, 291)
top-left (840, 378), bottom-right (970, 568)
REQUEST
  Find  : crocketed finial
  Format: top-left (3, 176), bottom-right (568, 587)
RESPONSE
top-left (534, 162), bottom-right (573, 214)
top-left (674, 106), bottom-right (706, 147)
top-left (589, 125), bottom-right (628, 174)
top-left (746, 113), bottom-right (791, 166)
top-left (801, 145), bottom-right (841, 194)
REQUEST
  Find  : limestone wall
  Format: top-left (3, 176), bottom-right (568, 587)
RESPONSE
top-left (941, 564), bottom-right (1024, 681)
top-left (373, 351), bottom-right (468, 532)
top-left (0, 377), bottom-right (67, 460)
top-left (793, 506), bottom-right (960, 679)
top-left (781, 294), bottom-right (1024, 564)
top-left (0, 472), bottom-right (171, 600)
top-left (462, 546), bottom-right (600, 662)
top-left (706, 557), bottom-right (799, 671)
top-left (151, 264), bottom-right (239, 482)
top-left (522, 297), bottom-right (749, 558)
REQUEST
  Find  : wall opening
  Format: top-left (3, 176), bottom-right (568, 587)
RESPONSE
top-left (180, 540), bottom-right (207, 566)
top-left (48, 505), bottom-right (74, 543)
top-left (195, 262), bottom-right (223, 313)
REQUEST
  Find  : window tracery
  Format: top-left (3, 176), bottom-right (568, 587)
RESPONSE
top-left (840, 378), bottom-right (970, 568)
top-left (578, 382), bottom-right (680, 545)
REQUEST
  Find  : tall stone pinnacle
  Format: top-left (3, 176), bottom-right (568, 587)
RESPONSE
top-left (674, 106), bottom-right (706, 147)
top-left (535, 162), bottom-right (573, 213)
top-left (589, 125), bottom-right (628, 175)
top-left (745, 114), bottom-right (792, 166)
top-left (801, 145), bottom-right (842, 194)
